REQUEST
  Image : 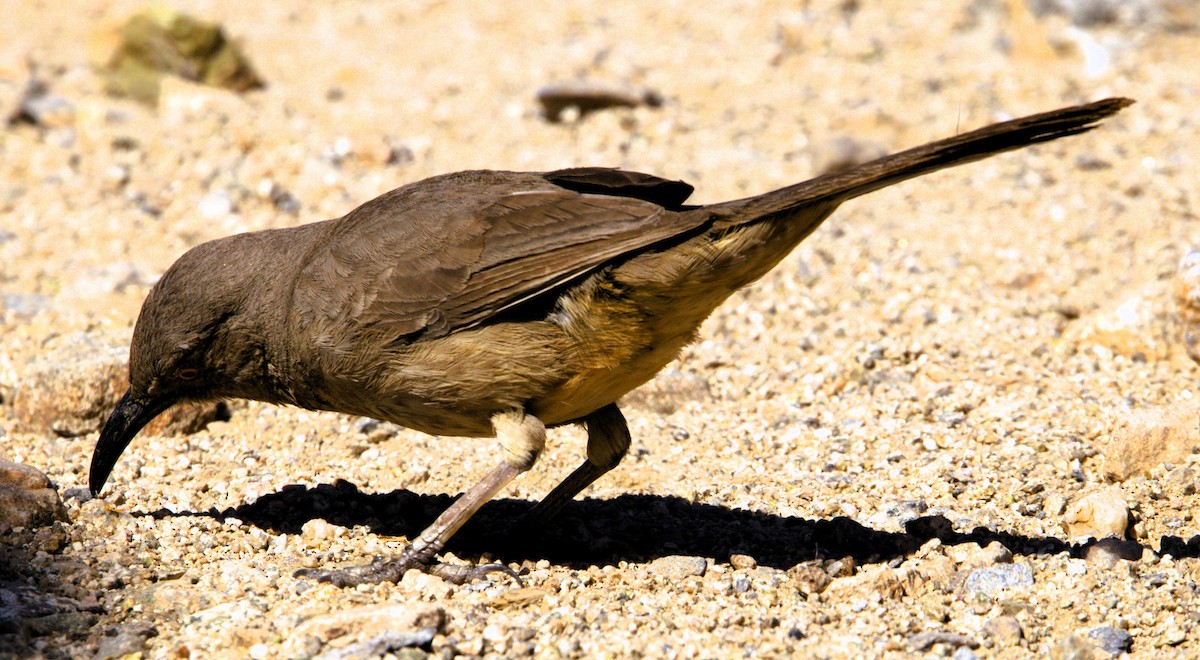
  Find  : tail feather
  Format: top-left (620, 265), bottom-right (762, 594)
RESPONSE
top-left (713, 97), bottom-right (1133, 223)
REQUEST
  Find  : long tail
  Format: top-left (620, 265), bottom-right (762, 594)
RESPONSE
top-left (713, 97), bottom-right (1133, 223)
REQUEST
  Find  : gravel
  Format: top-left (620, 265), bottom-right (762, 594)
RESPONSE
top-left (2, 1), bottom-right (1198, 658)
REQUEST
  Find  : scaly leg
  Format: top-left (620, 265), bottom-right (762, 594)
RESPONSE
top-left (522, 403), bottom-right (630, 523)
top-left (296, 410), bottom-right (545, 586)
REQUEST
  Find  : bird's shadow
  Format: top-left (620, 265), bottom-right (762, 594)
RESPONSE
top-left (144, 480), bottom-right (1200, 569)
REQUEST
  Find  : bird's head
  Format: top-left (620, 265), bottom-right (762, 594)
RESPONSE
top-left (89, 236), bottom-right (275, 495)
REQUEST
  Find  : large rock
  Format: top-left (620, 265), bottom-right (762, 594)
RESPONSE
top-left (9, 332), bottom-right (224, 438)
top-left (1062, 285), bottom-right (1174, 361)
top-left (1098, 405), bottom-right (1198, 481)
top-left (91, 7), bottom-right (265, 105)
top-left (0, 457), bottom-right (67, 530)
top-left (282, 603), bottom-right (444, 659)
top-left (962, 563), bottom-right (1035, 595)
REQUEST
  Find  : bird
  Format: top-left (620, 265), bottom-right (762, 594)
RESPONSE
top-left (90, 97), bottom-right (1131, 586)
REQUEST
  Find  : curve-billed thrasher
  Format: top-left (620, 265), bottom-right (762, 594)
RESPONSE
top-left (90, 98), bottom-right (1131, 586)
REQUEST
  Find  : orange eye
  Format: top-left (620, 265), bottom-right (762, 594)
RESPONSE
top-left (178, 367), bottom-right (199, 380)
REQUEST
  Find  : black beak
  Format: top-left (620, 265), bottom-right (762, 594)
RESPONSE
top-left (89, 389), bottom-right (174, 496)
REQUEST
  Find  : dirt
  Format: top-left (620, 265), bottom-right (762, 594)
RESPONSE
top-left (1, 1), bottom-right (1198, 658)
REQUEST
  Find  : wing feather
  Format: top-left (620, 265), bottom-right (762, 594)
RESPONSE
top-left (293, 170), bottom-right (708, 342)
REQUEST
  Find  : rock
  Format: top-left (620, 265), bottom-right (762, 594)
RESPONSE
top-left (0, 585), bottom-right (95, 639)
top-left (482, 624), bottom-right (506, 643)
top-left (867, 499), bottom-right (929, 531)
top-left (1163, 624), bottom-right (1187, 646)
top-left (949, 541), bottom-right (1013, 568)
top-left (11, 331), bottom-right (126, 437)
top-left (126, 579), bottom-right (213, 617)
top-left (1175, 249), bottom-right (1200, 363)
top-left (0, 457), bottom-right (68, 530)
top-left (962, 563), bottom-right (1034, 595)
top-left (1159, 535), bottom-right (1200, 558)
top-left (1029, 0), bottom-right (1198, 30)
top-left (647, 555), bottom-right (707, 580)
top-left (787, 562), bottom-right (832, 596)
top-left (95, 622), bottom-right (158, 660)
top-left (313, 629), bottom-right (437, 660)
top-left (187, 599), bottom-right (267, 630)
top-left (536, 81), bottom-right (663, 122)
top-left (1051, 633), bottom-right (1098, 660)
top-left (909, 631), bottom-right (980, 652)
top-left (1083, 538), bottom-right (1142, 568)
top-left (1086, 626), bottom-right (1132, 656)
top-left (300, 518), bottom-right (340, 547)
top-left (93, 7), bottom-right (265, 105)
top-left (283, 603), bottom-right (443, 659)
top-left (983, 615), bottom-right (1024, 645)
top-left (1063, 287), bottom-right (1172, 360)
top-left (1164, 466), bottom-right (1196, 495)
top-left (1063, 487), bottom-right (1130, 541)
top-left (906, 514), bottom-right (956, 539)
top-left (729, 553), bottom-right (757, 570)
top-left (913, 553), bottom-right (957, 593)
top-left (260, 180), bottom-right (301, 215)
top-left (486, 587), bottom-right (549, 610)
top-left (10, 331), bottom-right (225, 437)
top-left (827, 565), bottom-right (907, 601)
top-left (8, 78), bottom-right (74, 129)
top-left (1044, 492), bottom-right (1069, 516)
top-left (1098, 405), bottom-right (1199, 480)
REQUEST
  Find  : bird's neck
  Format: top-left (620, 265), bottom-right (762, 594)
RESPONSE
top-left (208, 223), bottom-right (330, 406)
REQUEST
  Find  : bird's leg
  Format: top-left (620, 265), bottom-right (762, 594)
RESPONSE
top-left (522, 403), bottom-right (630, 524)
top-left (295, 410), bottom-right (545, 587)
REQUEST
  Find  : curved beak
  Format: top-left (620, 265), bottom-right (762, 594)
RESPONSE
top-left (89, 389), bottom-right (174, 496)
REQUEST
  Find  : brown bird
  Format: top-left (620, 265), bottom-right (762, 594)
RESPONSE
top-left (90, 98), bottom-right (1131, 586)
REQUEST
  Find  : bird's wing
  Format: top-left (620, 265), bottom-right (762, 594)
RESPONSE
top-left (541, 167), bottom-right (695, 208)
top-left (293, 169), bottom-right (707, 341)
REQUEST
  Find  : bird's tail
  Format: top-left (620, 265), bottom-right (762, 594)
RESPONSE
top-left (711, 97), bottom-right (1133, 225)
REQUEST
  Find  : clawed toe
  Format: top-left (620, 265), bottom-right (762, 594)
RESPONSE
top-left (293, 556), bottom-right (406, 587)
top-left (294, 554), bottom-right (522, 588)
top-left (428, 561), bottom-right (523, 586)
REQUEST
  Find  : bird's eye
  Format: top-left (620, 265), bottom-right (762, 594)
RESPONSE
top-left (177, 367), bottom-right (200, 381)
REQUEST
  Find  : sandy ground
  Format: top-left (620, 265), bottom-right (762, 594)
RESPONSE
top-left (2, 1), bottom-right (1199, 658)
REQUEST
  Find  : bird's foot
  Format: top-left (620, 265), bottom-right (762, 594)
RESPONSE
top-left (294, 554), bottom-right (522, 587)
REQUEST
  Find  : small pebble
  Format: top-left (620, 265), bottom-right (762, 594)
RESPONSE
top-left (536, 81), bottom-right (662, 122)
top-left (729, 553), bottom-right (757, 570)
top-left (300, 518), bottom-right (335, 546)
